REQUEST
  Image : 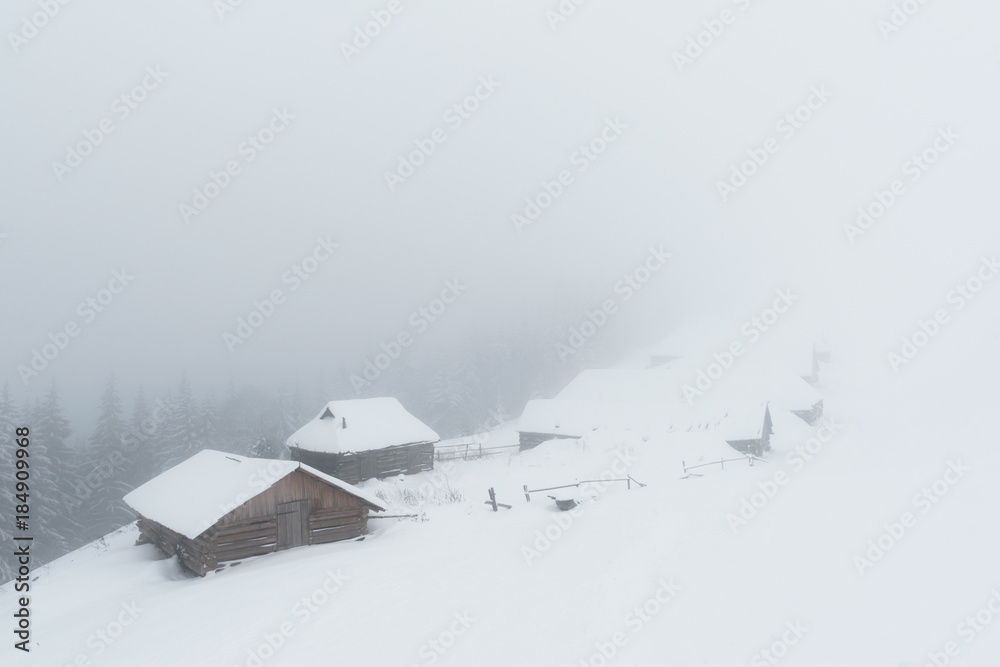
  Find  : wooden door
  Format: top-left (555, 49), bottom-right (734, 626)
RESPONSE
top-left (276, 500), bottom-right (309, 551)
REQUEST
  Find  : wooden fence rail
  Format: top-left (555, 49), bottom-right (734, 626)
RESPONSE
top-left (522, 476), bottom-right (646, 502)
top-left (434, 441), bottom-right (520, 462)
top-left (681, 455), bottom-right (765, 477)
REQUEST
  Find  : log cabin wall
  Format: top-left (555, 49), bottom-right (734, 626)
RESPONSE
top-left (290, 443), bottom-right (434, 484)
top-left (134, 470), bottom-right (372, 576)
top-left (217, 470), bottom-right (363, 525)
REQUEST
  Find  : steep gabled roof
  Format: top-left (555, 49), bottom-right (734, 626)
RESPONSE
top-left (517, 399), bottom-right (767, 442)
top-left (286, 397), bottom-right (439, 455)
top-left (123, 450), bottom-right (386, 540)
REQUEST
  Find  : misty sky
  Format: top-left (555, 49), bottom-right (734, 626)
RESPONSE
top-left (3, 0), bottom-right (999, 428)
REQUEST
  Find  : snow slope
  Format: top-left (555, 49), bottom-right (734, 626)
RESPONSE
top-left (6, 345), bottom-right (1000, 667)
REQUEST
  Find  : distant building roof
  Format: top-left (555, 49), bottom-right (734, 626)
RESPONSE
top-left (286, 397), bottom-right (439, 455)
top-left (123, 450), bottom-right (386, 540)
top-left (517, 398), bottom-right (768, 442)
top-left (557, 366), bottom-right (820, 413)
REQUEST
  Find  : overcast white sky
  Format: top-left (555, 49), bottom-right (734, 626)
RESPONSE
top-left (2, 0), bottom-right (998, 426)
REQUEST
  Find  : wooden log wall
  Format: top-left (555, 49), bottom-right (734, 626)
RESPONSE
top-left (136, 503), bottom-right (369, 576)
top-left (292, 443), bottom-right (434, 484)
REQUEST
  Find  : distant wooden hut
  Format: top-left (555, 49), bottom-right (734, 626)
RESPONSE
top-left (285, 398), bottom-right (439, 485)
top-left (123, 450), bottom-right (386, 576)
top-left (517, 398), bottom-right (773, 457)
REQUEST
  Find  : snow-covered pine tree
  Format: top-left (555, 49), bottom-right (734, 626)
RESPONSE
top-left (122, 386), bottom-right (160, 488)
top-left (161, 375), bottom-right (198, 468)
top-left (77, 375), bottom-right (133, 541)
top-left (30, 383), bottom-right (79, 564)
top-left (196, 394), bottom-right (219, 449)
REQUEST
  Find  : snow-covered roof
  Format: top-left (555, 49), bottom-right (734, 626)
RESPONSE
top-left (558, 369), bottom-right (686, 403)
top-left (517, 399), bottom-right (767, 442)
top-left (558, 366), bottom-right (820, 413)
top-left (660, 432), bottom-right (748, 467)
top-left (624, 319), bottom-right (824, 380)
top-left (123, 450), bottom-right (386, 540)
top-left (286, 397), bottom-right (439, 454)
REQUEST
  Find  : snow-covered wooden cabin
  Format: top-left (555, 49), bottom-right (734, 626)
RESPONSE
top-left (285, 398), bottom-right (440, 485)
top-left (517, 398), bottom-right (773, 456)
top-left (123, 450), bottom-right (386, 576)
top-left (560, 366), bottom-right (822, 425)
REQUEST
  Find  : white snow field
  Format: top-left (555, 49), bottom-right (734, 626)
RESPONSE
top-left (5, 347), bottom-right (1000, 667)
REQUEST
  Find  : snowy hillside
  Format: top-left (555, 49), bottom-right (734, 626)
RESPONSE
top-left (5, 344), bottom-right (1000, 667)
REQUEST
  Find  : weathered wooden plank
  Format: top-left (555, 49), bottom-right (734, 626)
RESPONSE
top-left (212, 517), bottom-right (277, 534)
top-left (309, 523), bottom-right (364, 545)
top-left (215, 543), bottom-right (278, 562)
top-left (214, 525), bottom-right (277, 544)
top-left (310, 519), bottom-right (363, 533)
top-left (309, 507), bottom-right (362, 521)
top-left (215, 534), bottom-right (279, 552)
top-left (310, 529), bottom-right (363, 546)
top-left (309, 514), bottom-right (363, 530)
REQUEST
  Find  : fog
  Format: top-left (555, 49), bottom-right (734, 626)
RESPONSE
top-left (3, 1), bottom-right (997, 431)
top-left (4, 1), bottom-right (1000, 664)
